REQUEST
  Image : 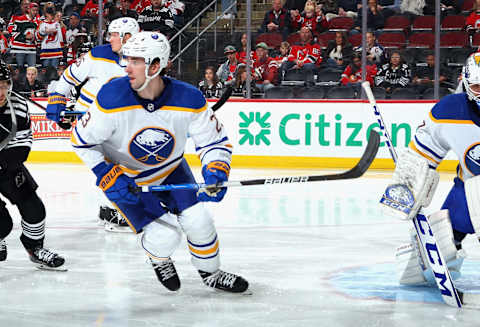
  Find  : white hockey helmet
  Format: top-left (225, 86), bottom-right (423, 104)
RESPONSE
top-left (107, 17), bottom-right (140, 44)
top-left (462, 52), bottom-right (480, 103)
top-left (123, 31), bottom-right (171, 91)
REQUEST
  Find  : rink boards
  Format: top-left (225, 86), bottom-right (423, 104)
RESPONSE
top-left (26, 98), bottom-right (458, 171)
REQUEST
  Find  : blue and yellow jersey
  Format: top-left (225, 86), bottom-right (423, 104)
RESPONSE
top-left (71, 76), bottom-right (232, 185)
top-left (54, 44), bottom-right (126, 111)
top-left (410, 93), bottom-right (480, 180)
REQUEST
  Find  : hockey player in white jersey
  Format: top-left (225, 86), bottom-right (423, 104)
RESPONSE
top-left (46, 17), bottom-right (140, 232)
top-left (381, 52), bottom-right (480, 286)
top-left (71, 31), bottom-right (249, 293)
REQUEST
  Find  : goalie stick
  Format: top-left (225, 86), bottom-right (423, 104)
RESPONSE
top-left (362, 81), bottom-right (464, 308)
top-left (135, 129), bottom-right (379, 193)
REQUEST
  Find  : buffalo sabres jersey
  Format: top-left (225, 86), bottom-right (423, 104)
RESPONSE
top-left (71, 76), bottom-right (232, 185)
top-left (410, 93), bottom-right (480, 181)
top-left (54, 44), bottom-right (126, 111)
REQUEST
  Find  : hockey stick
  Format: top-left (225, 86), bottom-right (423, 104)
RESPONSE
top-left (362, 81), bottom-right (463, 308)
top-left (0, 94), bottom-right (17, 151)
top-left (135, 129), bottom-right (379, 193)
top-left (211, 85), bottom-right (232, 112)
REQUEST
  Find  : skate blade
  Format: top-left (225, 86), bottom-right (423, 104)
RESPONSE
top-left (104, 223), bottom-right (133, 233)
top-left (35, 264), bottom-right (68, 272)
top-left (212, 288), bottom-right (253, 295)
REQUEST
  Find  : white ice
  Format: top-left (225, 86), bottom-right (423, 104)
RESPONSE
top-left (2, 163), bottom-right (480, 327)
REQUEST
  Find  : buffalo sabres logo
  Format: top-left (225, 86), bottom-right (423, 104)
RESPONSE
top-left (465, 143), bottom-right (480, 176)
top-left (129, 127), bottom-right (175, 165)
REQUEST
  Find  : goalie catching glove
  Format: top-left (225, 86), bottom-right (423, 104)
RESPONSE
top-left (197, 161), bottom-right (230, 202)
top-left (380, 149), bottom-right (439, 220)
top-left (92, 162), bottom-right (140, 205)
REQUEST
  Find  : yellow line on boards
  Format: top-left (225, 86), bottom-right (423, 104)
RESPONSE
top-left (26, 151), bottom-right (458, 172)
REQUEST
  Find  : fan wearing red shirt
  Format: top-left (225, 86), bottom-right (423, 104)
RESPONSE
top-left (279, 26), bottom-right (321, 83)
top-left (252, 42), bottom-right (278, 92)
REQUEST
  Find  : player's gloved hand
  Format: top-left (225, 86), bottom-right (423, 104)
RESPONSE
top-left (46, 92), bottom-right (67, 123)
top-left (57, 105), bottom-right (76, 130)
top-left (92, 162), bottom-right (140, 205)
top-left (197, 161), bottom-right (229, 202)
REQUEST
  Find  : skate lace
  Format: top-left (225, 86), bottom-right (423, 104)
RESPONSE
top-left (0, 240), bottom-right (6, 251)
top-left (152, 259), bottom-right (176, 281)
top-left (204, 270), bottom-right (237, 288)
top-left (110, 211), bottom-right (126, 224)
top-left (35, 248), bottom-right (56, 264)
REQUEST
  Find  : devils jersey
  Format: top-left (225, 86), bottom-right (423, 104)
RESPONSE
top-left (53, 44), bottom-right (125, 111)
top-left (410, 93), bottom-right (480, 181)
top-left (287, 43), bottom-right (322, 65)
top-left (36, 20), bottom-right (66, 60)
top-left (7, 14), bottom-right (38, 53)
top-left (466, 11), bottom-right (480, 30)
top-left (71, 76), bottom-right (232, 186)
top-left (0, 94), bottom-right (32, 165)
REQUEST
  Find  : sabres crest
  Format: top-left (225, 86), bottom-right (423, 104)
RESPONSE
top-left (465, 143), bottom-right (480, 176)
top-left (129, 127), bottom-right (175, 165)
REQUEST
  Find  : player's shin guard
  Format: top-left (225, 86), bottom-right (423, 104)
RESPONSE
top-left (178, 203), bottom-right (220, 273)
top-left (141, 217), bottom-right (182, 291)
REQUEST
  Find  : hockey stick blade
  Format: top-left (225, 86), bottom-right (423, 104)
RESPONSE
top-left (137, 129), bottom-right (380, 193)
top-left (211, 85), bottom-right (232, 112)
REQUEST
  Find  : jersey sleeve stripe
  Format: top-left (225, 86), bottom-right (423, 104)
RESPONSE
top-left (72, 125), bottom-right (89, 145)
top-left (199, 147), bottom-right (232, 162)
top-left (79, 93), bottom-right (93, 104)
top-left (429, 111), bottom-right (474, 125)
top-left (413, 135), bottom-right (443, 161)
top-left (64, 68), bottom-right (81, 86)
top-left (62, 75), bottom-right (76, 87)
top-left (195, 136), bottom-right (229, 151)
top-left (68, 66), bottom-right (82, 84)
top-left (409, 141), bottom-right (441, 165)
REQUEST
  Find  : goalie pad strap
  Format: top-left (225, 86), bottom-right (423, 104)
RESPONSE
top-left (380, 149), bottom-right (439, 220)
top-left (465, 175), bottom-right (480, 237)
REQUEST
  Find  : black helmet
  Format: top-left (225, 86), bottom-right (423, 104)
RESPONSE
top-left (0, 61), bottom-right (11, 83)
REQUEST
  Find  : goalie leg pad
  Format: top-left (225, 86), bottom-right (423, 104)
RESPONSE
top-left (465, 175), bottom-right (480, 236)
top-left (396, 210), bottom-right (465, 285)
top-left (380, 149), bottom-right (439, 220)
top-left (141, 217), bottom-right (182, 259)
top-left (178, 202), bottom-right (220, 273)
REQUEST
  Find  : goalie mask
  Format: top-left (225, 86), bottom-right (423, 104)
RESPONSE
top-left (122, 31), bottom-right (171, 92)
top-left (462, 53), bottom-right (480, 105)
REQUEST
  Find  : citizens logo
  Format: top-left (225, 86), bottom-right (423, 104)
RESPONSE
top-left (239, 111), bottom-right (271, 145)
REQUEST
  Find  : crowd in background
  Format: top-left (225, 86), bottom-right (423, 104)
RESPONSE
top-left (197, 0), bottom-right (476, 99)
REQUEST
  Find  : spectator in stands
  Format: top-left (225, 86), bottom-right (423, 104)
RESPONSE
top-left (340, 53), bottom-right (377, 88)
top-left (412, 53), bottom-right (449, 94)
top-left (237, 33), bottom-right (255, 64)
top-left (0, 19), bottom-right (8, 60)
top-left (253, 42), bottom-right (277, 92)
top-left (138, 0), bottom-right (175, 38)
top-left (466, 0), bottom-right (480, 32)
top-left (37, 2), bottom-right (65, 68)
top-left (290, 0), bottom-right (328, 33)
top-left (66, 12), bottom-right (83, 45)
top-left (163, 0), bottom-right (185, 25)
top-left (284, 0), bottom-right (307, 12)
top-left (29, 2), bottom-right (40, 21)
top-left (424, 0), bottom-right (459, 16)
top-left (14, 0), bottom-right (31, 16)
top-left (198, 66), bottom-right (223, 99)
top-left (280, 26), bottom-right (321, 84)
top-left (232, 64), bottom-right (260, 98)
top-left (375, 50), bottom-right (411, 93)
top-left (271, 41), bottom-right (291, 68)
top-left (325, 31), bottom-right (353, 70)
top-left (260, 0), bottom-right (291, 40)
top-left (118, 0), bottom-right (139, 19)
top-left (321, 0), bottom-right (358, 20)
top-left (16, 66), bottom-right (46, 98)
top-left (353, 0), bottom-right (385, 33)
top-left (217, 45), bottom-right (238, 83)
top-left (81, 0), bottom-right (102, 17)
top-left (353, 31), bottom-right (385, 67)
top-left (8, 2), bottom-right (39, 70)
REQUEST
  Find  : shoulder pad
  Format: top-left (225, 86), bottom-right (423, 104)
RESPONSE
top-left (96, 76), bottom-right (141, 112)
top-left (430, 93), bottom-right (471, 122)
top-left (90, 44), bottom-right (119, 64)
top-left (164, 78), bottom-right (206, 111)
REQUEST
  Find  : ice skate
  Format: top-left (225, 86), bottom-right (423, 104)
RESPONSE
top-left (150, 257), bottom-right (181, 291)
top-left (27, 247), bottom-right (67, 271)
top-left (99, 205), bottom-right (131, 233)
top-left (199, 269), bottom-right (249, 293)
top-left (0, 239), bottom-right (6, 261)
